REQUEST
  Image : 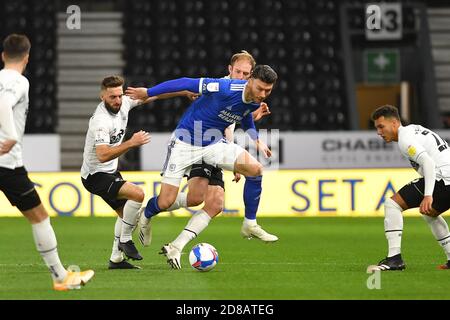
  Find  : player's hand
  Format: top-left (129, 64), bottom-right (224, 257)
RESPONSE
top-left (256, 139), bottom-right (272, 158)
top-left (419, 195), bottom-right (434, 216)
top-left (186, 91), bottom-right (200, 101)
top-left (142, 96), bottom-right (158, 104)
top-left (130, 131), bottom-right (151, 147)
top-left (253, 102), bottom-right (271, 122)
top-left (125, 87), bottom-right (149, 100)
top-left (0, 139), bottom-right (17, 155)
top-left (232, 172), bottom-right (241, 183)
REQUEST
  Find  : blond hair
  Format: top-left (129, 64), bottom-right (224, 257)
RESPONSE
top-left (230, 50), bottom-right (256, 69)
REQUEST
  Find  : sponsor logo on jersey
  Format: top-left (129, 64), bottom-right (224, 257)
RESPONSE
top-left (218, 110), bottom-right (243, 123)
top-left (407, 145), bottom-right (416, 157)
top-left (110, 129), bottom-right (125, 144)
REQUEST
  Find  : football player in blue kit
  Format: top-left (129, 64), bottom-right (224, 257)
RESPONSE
top-left (126, 65), bottom-right (277, 269)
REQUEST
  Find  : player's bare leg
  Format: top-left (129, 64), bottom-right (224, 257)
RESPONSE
top-left (187, 177), bottom-right (209, 206)
top-left (165, 177), bottom-right (209, 212)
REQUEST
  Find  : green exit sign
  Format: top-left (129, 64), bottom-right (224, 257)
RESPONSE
top-left (364, 49), bottom-right (400, 83)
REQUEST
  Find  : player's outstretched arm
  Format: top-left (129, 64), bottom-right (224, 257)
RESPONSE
top-left (126, 78), bottom-right (200, 100)
top-left (152, 91), bottom-right (199, 102)
top-left (135, 90), bottom-right (198, 106)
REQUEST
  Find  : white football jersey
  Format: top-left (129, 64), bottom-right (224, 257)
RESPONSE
top-left (0, 69), bottom-right (29, 169)
top-left (81, 96), bottom-right (140, 179)
top-left (398, 124), bottom-right (450, 185)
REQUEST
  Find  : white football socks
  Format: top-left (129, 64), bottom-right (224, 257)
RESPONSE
top-left (120, 200), bottom-right (141, 243)
top-left (110, 217), bottom-right (123, 263)
top-left (167, 192), bottom-right (188, 211)
top-left (243, 217), bottom-right (257, 227)
top-left (172, 210), bottom-right (211, 251)
top-left (384, 198), bottom-right (404, 257)
top-left (31, 217), bottom-right (67, 282)
top-left (422, 215), bottom-right (450, 260)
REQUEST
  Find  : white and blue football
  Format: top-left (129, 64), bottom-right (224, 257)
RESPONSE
top-left (189, 243), bottom-right (219, 272)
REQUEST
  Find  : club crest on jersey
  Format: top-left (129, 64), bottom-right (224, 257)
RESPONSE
top-left (206, 82), bottom-right (219, 92)
top-left (407, 145), bottom-right (416, 157)
top-left (243, 109), bottom-right (251, 117)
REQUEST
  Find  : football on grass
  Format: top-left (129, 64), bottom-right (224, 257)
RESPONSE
top-left (189, 243), bottom-right (219, 272)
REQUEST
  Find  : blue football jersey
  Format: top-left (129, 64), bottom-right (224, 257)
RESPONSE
top-left (175, 78), bottom-right (260, 146)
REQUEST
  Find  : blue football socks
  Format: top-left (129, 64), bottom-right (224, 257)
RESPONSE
top-left (243, 176), bottom-right (262, 220)
top-left (144, 196), bottom-right (161, 218)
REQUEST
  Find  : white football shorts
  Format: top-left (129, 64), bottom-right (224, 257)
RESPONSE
top-left (161, 136), bottom-right (246, 186)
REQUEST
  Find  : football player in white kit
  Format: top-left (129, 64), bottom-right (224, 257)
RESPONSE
top-left (81, 75), bottom-right (152, 269)
top-left (370, 105), bottom-right (450, 271)
top-left (0, 34), bottom-right (94, 290)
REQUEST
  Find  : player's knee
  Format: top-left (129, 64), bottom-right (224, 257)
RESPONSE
top-left (158, 194), bottom-right (177, 210)
top-left (384, 197), bottom-right (403, 212)
top-left (188, 192), bottom-right (205, 206)
top-left (126, 188), bottom-right (145, 203)
top-left (211, 192), bottom-right (224, 215)
top-left (134, 188), bottom-right (145, 203)
top-left (248, 163), bottom-right (263, 177)
top-left (204, 201), bottom-right (223, 216)
top-left (211, 200), bottom-right (223, 215)
top-left (256, 164), bottom-right (264, 176)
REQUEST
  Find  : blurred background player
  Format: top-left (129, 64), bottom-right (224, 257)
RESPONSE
top-left (370, 105), bottom-right (450, 271)
top-left (0, 33), bottom-right (94, 290)
top-left (81, 75), bottom-right (151, 269)
top-left (126, 65), bottom-right (277, 269)
top-left (162, 51), bottom-right (277, 258)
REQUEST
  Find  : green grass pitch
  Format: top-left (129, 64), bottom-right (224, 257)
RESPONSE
top-left (0, 216), bottom-right (449, 300)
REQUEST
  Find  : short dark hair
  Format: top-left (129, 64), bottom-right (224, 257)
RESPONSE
top-left (101, 75), bottom-right (124, 90)
top-left (250, 65), bottom-right (278, 84)
top-left (371, 105), bottom-right (400, 121)
top-left (2, 34), bottom-right (31, 61)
